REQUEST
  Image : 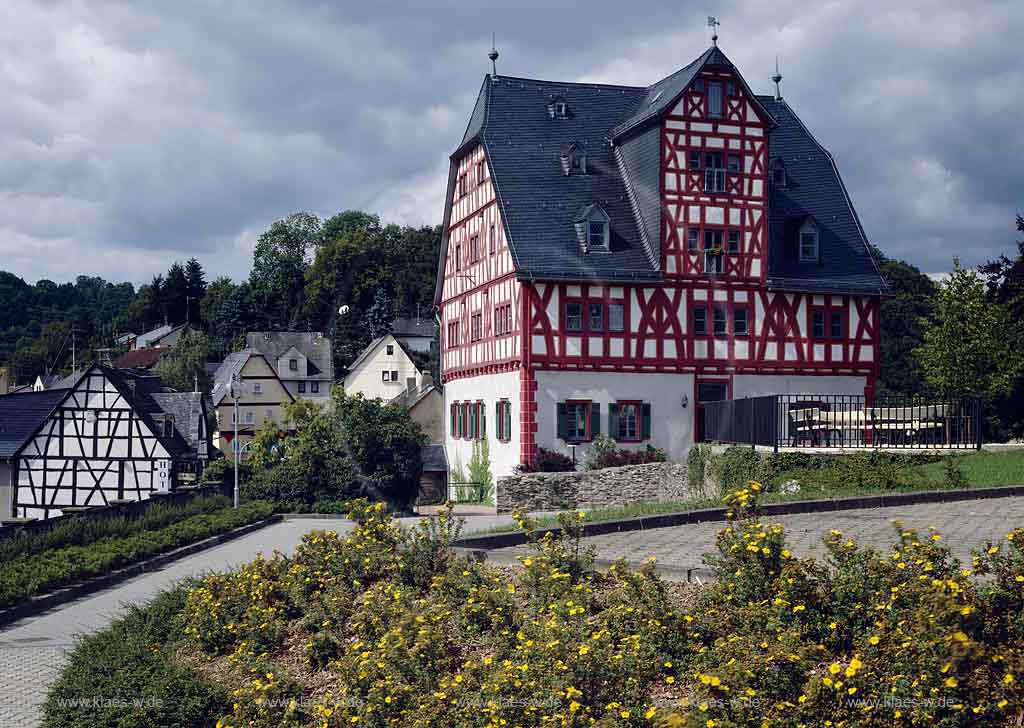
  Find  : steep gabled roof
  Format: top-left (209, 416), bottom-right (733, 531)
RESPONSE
top-left (0, 390), bottom-right (67, 458)
top-left (151, 391), bottom-right (208, 458)
top-left (245, 332), bottom-right (334, 381)
top-left (760, 97), bottom-right (890, 295)
top-left (344, 334), bottom-right (421, 382)
top-left (390, 318), bottom-right (435, 339)
top-left (436, 44), bottom-right (887, 301)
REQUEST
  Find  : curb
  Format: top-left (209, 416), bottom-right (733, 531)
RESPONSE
top-left (452, 485), bottom-right (1024, 551)
top-left (0, 514), bottom-right (283, 631)
top-left (457, 546), bottom-right (712, 583)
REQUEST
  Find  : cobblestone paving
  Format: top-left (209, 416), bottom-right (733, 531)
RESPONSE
top-left (0, 512), bottom-right (516, 728)
top-left (488, 496), bottom-right (1024, 579)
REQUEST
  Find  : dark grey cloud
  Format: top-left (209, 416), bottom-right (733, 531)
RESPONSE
top-left (1, 0), bottom-right (1021, 284)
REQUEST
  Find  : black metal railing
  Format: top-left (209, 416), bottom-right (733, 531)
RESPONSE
top-left (701, 394), bottom-right (983, 452)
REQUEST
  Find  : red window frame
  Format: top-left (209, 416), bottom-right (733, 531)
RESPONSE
top-left (810, 302), bottom-right (847, 341)
top-left (615, 399), bottom-right (642, 443)
top-left (461, 401), bottom-right (470, 440)
top-left (565, 399), bottom-right (592, 443)
top-left (562, 294), bottom-right (628, 336)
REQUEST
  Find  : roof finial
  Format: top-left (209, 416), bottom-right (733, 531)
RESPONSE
top-left (707, 16), bottom-right (720, 46)
top-left (772, 55), bottom-right (783, 100)
top-left (488, 33), bottom-right (499, 77)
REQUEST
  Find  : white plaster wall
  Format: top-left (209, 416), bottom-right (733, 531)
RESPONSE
top-left (732, 374), bottom-right (867, 399)
top-left (344, 335), bottom-right (422, 402)
top-left (533, 370), bottom-right (696, 465)
top-left (444, 370), bottom-right (521, 481)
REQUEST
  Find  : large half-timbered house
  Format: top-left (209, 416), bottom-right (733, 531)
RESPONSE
top-left (436, 43), bottom-right (890, 477)
top-left (0, 364), bottom-right (212, 520)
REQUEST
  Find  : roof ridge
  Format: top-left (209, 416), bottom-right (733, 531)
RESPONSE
top-left (488, 74), bottom-right (645, 92)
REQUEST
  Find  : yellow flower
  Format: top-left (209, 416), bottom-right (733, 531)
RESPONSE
top-left (944, 677), bottom-right (958, 688)
top-left (645, 707), bottom-right (657, 719)
top-left (665, 676), bottom-right (675, 684)
top-left (868, 635), bottom-right (880, 645)
top-left (828, 663), bottom-right (841, 675)
top-left (1004, 673), bottom-right (1015, 685)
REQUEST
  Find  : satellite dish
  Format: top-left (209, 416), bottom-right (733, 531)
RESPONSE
top-left (338, 305), bottom-right (351, 316)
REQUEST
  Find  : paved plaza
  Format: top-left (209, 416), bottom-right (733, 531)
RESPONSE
top-left (487, 496), bottom-right (1024, 579)
top-left (3, 498), bottom-right (1024, 726)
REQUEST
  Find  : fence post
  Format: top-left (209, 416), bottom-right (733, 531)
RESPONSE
top-left (976, 398), bottom-right (983, 451)
top-left (772, 395), bottom-right (780, 454)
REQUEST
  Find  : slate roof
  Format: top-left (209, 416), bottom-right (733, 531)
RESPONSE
top-left (759, 97), bottom-right (890, 295)
top-left (150, 391), bottom-right (208, 459)
top-left (420, 443), bottom-right (448, 473)
top-left (210, 351), bottom-right (252, 406)
top-left (0, 366), bottom-right (207, 461)
top-left (390, 318), bottom-right (435, 339)
top-left (437, 44), bottom-right (889, 300)
top-left (135, 323), bottom-right (185, 349)
top-left (245, 332), bottom-right (334, 381)
top-left (0, 390), bottom-right (66, 458)
top-left (390, 382), bottom-right (441, 410)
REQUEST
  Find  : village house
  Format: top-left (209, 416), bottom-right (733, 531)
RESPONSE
top-left (343, 334), bottom-right (430, 403)
top-left (210, 351), bottom-right (294, 461)
top-left (0, 364), bottom-right (212, 521)
top-left (435, 43), bottom-right (889, 479)
top-left (245, 332), bottom-right (334, 405)
top-left (389, 318), bottom-right (435, 353)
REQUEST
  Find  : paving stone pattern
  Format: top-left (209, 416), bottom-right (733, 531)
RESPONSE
top-left (489, 496), bottom-right (1024, 578)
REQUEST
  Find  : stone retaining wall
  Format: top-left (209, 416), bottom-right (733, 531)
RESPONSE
top-left (495, 461), bottom-right (700, 514)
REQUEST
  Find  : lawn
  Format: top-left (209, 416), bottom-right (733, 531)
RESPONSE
top-left (914, 448), bottom-right (1024, 486)
top-left (478, 449), bottom-right (1024, 534)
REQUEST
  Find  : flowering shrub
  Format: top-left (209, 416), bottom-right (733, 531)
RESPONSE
top-left (515, 447), bottom-right (575, 472)
top-left (159, 492), bottom-right (1024, 728)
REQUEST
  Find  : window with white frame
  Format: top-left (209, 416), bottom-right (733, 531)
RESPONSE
top-left (588, 221), bottom-right (609, 250)
top-left (609, 303), bottom-right (625, 332)
top-left (704, 152), bottom-right (725, 193)
top-left (617, 402), bottom-right (639, 441)
top-left (799, 219), bottom-right (820, 263)
top-left (252, 382), bottom-right (262, 394)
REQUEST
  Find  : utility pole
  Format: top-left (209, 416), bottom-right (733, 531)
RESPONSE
top-left (71, 328), bottom-right (76, 372)
top-left (230, 372), bottom-right (241, 508)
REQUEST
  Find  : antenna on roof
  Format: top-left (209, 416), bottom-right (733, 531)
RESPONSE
top-left (488, 33), bottom-right (500, 77)
top-left (707, 16), bottom-right (720, 46)
top-left (772, 55), bottom-right (783, 100)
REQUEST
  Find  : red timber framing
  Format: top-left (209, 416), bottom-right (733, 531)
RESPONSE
top-left (523, 281), bottom-right (877, 379)
top-left (440, 144), bottom-right (522, 382)
top-left (661, 67), bottom-right (769, 284)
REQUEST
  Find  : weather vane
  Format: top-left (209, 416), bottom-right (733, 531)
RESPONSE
top-left (488, 33), bottom-right (499, 77)
top-left (707, 16), bottom-right (720, 46)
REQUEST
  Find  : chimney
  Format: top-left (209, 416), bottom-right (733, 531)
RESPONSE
top-left (421, 372), bottom-right (433, 388)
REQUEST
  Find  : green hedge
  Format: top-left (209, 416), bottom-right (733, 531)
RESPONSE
top-left (0, 493), bottom-right (233, 564)
top-left (708, 447), bottom-right (948, 496)
top-left (43, 585), bottom-right (228, 728)
top-left (0, 500), bottom-right (273, 609)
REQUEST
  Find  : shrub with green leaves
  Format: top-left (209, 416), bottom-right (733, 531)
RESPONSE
top-left (43, 585), bottom-right (227, 728)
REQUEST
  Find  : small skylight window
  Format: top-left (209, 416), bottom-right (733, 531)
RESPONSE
top-left (555, 101), bottom-right (567, 117)
top-left (799, 219), bottom-right (819, 263)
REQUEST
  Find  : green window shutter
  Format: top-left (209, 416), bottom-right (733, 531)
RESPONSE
top-left (590, 402), bottom-right (601, 438)
top-left (641, 402), bottom-right (652, 440)
top-left (608, 403), bottom-right (620, 440)
top-left (480, 403), bottom-right (486, 439)
top-left (494, 401), bottom-right (501, 440)
top-left (505, 402), bottom-right (512, 440)
top-left (557, 402), bottom-right (568, 439)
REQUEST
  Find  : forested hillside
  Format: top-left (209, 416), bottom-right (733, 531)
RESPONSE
top-left (0, 210), bottom-right (440, 384)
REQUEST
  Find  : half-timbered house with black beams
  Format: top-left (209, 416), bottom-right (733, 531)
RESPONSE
top-left (436, 42), bottom-right (891, 479)
top-left (0, 364), bottom-right (213, 521)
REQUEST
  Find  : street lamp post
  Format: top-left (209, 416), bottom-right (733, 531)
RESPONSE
top-left (230, 372), bottom-right (241, 509)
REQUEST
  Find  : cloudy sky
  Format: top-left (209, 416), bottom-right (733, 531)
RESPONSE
top-left (2, 0), bottom-right (1021, 285)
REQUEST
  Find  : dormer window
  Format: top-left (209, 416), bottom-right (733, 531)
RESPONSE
top-left (799, 219), bottom-right (820, 263)
top-left (547, 95), bottom-right (568, 119)
top-left (560, 142), bottom-right (587, 176)
top-left (770, 157), bottom-right (787, 187)
top-left (573, 204), bottom-right (610, 253)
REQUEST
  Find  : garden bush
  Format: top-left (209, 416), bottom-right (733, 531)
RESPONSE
top-left (0, 492), bottom-right (232, 564)
top-left (43, 584), bottom-right (228, 728)
top-left (52, 495), bottom-right (1024, 727)
top-left (0, 500), bottom-right (273, 609)
top-left (515, 446), bottom-right (575, 472)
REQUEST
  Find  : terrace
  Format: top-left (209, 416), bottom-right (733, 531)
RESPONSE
top-left (701, 394), bottom-right (984, 452)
